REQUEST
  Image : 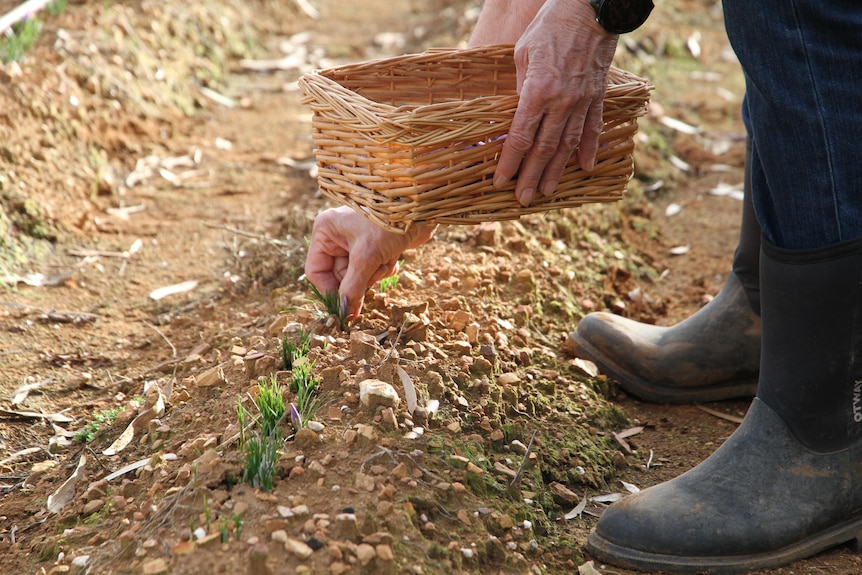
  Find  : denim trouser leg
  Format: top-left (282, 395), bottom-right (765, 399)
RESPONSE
top-left (722, 0), bottom-right (862, 250)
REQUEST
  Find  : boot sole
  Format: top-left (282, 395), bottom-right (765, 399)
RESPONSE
top-left (587, 516), bottom-right (862, 575)
top-left (567, 331), bottom-right (758, 403)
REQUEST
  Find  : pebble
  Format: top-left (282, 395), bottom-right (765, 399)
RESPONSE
top-left (355, 543), bottom-right (376, 566)
top-left (140, 558), bottom-right (168, 575)
top-left (359, 379), bottom-right (401, 409)
top-left (271, 530), bottom-right (288, 543)
top-left (82, 499), bottom-right (105, 516)
top-left (294, 427), bottom-right (319, 447)
top-left (307, 421), bottom-right (325, 432)
top-left (284, 537), bottom-right (314, 559)
top-left (497, 372), bottom-right (521, 387)
top-left (375, 544), bottom-right (394, 561)
top-left (276, 505), bottom-right (293, 518)
top-left (70, 555), bottom-right (90, 575)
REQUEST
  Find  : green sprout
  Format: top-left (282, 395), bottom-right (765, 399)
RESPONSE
top-left (0, 17), bottom-right (41, 63)
top-left (379, 274), bottom-right (399, 293)
top-left (290, 362), bottom-right (330, 430)
top-left (254, 374), bottom-right (285, 439)
top-left (241, 434), bottom-right (279, 491)
top-left (73, 407), bottom-right (125, 443)
top-left (379, 265), bottom-right (401, 293)
top-left (309, 284), bottom-right (349, 330)
top-left (281, 328), bottom-right (311, 370)
top-left (218, 517), bottom-right (231, 543)
top-left (236, 376), bottom-right (286, 492)
top-left (233, 513), bottom-right (243, 540)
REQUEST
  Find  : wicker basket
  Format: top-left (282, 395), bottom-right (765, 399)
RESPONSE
top-left (298, 45), bottom-right (652, 233)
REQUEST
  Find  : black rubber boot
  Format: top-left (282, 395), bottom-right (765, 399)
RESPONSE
top-left (586, 239), bottom-right (862, 574)
top-left (565, 139), bottom-right (761, 403)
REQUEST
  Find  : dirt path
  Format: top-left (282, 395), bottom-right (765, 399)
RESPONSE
top-left (1, 1), bottom-right (860, 574)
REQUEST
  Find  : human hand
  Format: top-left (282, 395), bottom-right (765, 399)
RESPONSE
top-left (304, 206), bottom-right (436, 319)
top-left (492, 0), bottom-right (619, 207)
top-left (467, 0), bottom-right (545, 47)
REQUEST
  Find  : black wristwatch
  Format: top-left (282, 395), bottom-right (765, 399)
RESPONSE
top-left (589, 0), bottom-right (654, 35)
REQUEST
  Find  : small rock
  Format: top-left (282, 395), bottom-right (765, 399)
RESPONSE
top-left (475, 222), bottom-right (501, 246)
top-left (70, 555), bottom-right (90, 575)
top-left (510, 439), bottom-right (528, 455)
top-left (497, 372), bottom-right (521, 387)
top-left (497, 514), bottom-right (515, 529)
top-left (359, 379), bottom-right (400, 410)
top-left (375, 544), bottom-right (394, 562)
top-left (141, 558), bottom-right (169, 575)
top-left (291, 504), bottom-right (310, 516)
top-left (284, 537), bottom-right (314, 559)
top-left (355, 543), bottom-right (376, 566)
top-left (550, 482), bottom-right (580, 504)
top-left (307, 420), bottom-right (325, 432)
top-left (248, 543), bottom-right (271, 575)
top-left (294, 427), bottom-right (320, 447)
top-left (350, 331), bottom-right (380, 361)
top-left (447, 310), bottom-right (472, 331)
top-left (333, 513), bottom-right (359, 541)
top-left (276, 505), bottom-right (293, 518)
top-left (355, 473), bottom-right (376, 492)
top-left (271, 530), bottom-right (288, 543)
top-left (354, 424), bottom-right (378, 442)
top-left (82, 499), bottom-right (105, 516)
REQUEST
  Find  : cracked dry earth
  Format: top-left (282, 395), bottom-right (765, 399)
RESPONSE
top-left (1, 0), bottom-right (861, 574)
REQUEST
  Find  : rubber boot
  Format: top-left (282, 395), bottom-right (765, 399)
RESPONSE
top-left (564, 139), bottom-right (761, 403)
top-left (586, 239), bottom-right (862, 574)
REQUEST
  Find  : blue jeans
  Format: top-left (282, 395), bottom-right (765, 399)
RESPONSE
top-left (722, 0), bottom-right (862, 250)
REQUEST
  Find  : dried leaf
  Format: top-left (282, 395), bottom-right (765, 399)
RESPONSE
top-left (616, 426), bottom-right (644, 439)
top-left (47, 454), bottom-right (86, 513)
top-left (696, 404), bottom-right (744, 424)
top-left (396, 366), bottom-right (417, 415)
top-left (621, 480), bottom-right (641, 494)
top-left (564, 495), bottom-right (588, 520)
top-left (660, 115), bottom-right (700, 135)
top-left (0, 408), bottom-right (72, 423)
top-left (0, 447), bottom-right (41, 467)
top-left (149, 280), bottom-right (199, 301)
top-left (10, 377), bottom-right (52, 405)
top-left (578, 560), bottom-right (603, 575)
top-left (572, 357), bottom-right (598, 378)
top-left (103, 393), bottom-right (165, 456)
top-left (591, 493), bottom-right (623, 503)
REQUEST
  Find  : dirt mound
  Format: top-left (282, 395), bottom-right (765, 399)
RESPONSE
top-left (2, 1), bottom-right (856, 574)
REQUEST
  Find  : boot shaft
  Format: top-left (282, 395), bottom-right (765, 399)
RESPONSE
top-left (758, 238), bottom-right (862, 452)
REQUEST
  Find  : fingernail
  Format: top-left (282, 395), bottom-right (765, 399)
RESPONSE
top-left (541, 182), bottom-right (556, 197)
top-left (493, 174), bottom-right (508, 189)
top-left (519, 188), bottom-right (535, 207)
top-left (583, 157), bottom-right (595, 172)
top-left (340, 294), bottom-right (348, 315)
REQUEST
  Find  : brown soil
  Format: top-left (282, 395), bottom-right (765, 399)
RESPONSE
top-left (1, 1), bottom-right (859, 574)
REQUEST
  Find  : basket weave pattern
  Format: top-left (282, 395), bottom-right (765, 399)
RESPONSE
top-left (299, 45), bottom-right (652, 233)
